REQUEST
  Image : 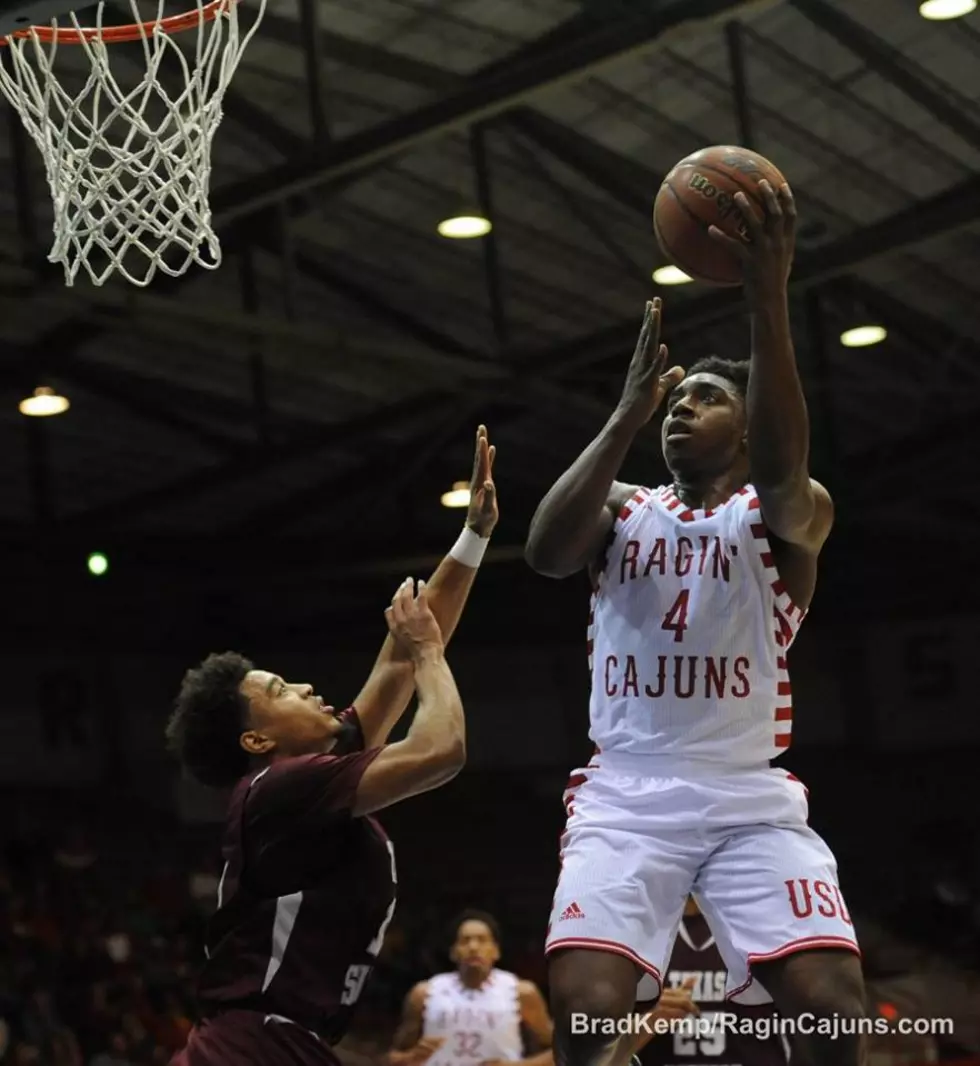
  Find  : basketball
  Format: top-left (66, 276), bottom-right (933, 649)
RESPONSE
top-left (653, 145), bottom-right (787, 286)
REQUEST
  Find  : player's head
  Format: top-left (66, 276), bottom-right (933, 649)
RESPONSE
top-left (449, 910), bottom-right (501, 981)
top-left (661, 356), bottom-right (749, 479)
top-left (165, 651), bottom-right (345, 788)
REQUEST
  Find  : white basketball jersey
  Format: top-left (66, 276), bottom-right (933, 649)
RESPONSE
top-left (422, 969), bottom-right (523, 1066)
top-left (587, 484), bottom-right (806, 765)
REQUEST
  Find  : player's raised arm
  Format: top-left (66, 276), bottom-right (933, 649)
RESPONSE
top-left (629, 977), bottom-right (699, 1055)
top-left (513, 979), bottom-right (555, 1066)
top-left (524, 299), bottom-right (684, 579)
top-left (351, 580), bottom-right (465, 817)
top-left (707, 182), bottom-right (832, 555)
top-left (352, 425), bottom-right (497, 749)
top-left (385, 983), bottom-right (445, 1066)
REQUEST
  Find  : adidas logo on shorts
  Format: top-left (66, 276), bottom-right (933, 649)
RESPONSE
top-left (559, 901), bottom-right (585, 921)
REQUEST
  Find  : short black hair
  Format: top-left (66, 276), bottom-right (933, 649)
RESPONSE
top-left (449, 909), bottom-right (502, 948)
top-left (165, 651), bottom-right (254, 788)
top-left (687, 355), bottom-right (750, 398)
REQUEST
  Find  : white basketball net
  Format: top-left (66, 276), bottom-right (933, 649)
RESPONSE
top-left (0, 0), bottom-right (266, 286)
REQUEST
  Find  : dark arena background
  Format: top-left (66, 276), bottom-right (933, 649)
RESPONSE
top-left (1, 0), bottom-right (979, 1063)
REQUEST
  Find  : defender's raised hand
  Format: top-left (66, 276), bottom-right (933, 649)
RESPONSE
top-left (384, 579), bottom-right (443, 657)
top-left (465, 424), bottom-right (498, 538)
top-left (615, 298), bottom-right (685, 432)
top-left (707, 179), bottom-right (797, 303)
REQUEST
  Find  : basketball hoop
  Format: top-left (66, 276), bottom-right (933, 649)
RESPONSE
top-left (0, 0), bottom-right (266, 286)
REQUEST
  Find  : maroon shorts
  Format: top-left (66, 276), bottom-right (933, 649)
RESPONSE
top-left (171, 1010), bottom-right (338, 1066)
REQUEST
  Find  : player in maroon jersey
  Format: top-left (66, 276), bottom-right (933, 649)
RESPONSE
top-left (164, 427), bottom-right (498, 1066)
top-left (635, 899), bottom-right (790, 1066)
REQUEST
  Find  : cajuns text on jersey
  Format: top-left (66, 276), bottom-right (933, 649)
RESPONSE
top-left (587, 486), bottom-right (806, 764)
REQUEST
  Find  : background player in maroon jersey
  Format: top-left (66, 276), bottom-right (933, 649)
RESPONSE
top-left (635, 898), bottom-right (790, 1066)
top-left (164, 427), bottom-right (498, 1066)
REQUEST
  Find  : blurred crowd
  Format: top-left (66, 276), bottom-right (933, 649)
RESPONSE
top-left (2, 786), bottom-right (980, 1066)
top-left (0, 803), bottom-right (208, 1066)
top-left (0, 790), bottom-right (548, 1066)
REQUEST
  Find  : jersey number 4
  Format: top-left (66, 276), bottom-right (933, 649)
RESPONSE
top-left (661, 590), bottom-right (690, 643)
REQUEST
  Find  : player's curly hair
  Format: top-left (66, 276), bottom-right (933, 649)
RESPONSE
top-left (687, 355), bottom-right (750, 397)
top-left (165, 651), bottom-right (254, 788)
top-left (449, 909), bottom-right (502, 948)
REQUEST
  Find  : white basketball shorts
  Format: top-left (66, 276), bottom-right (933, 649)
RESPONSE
top-left (544, 751), bottom-right (860, 1004)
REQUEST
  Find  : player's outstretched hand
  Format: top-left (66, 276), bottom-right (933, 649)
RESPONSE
top-left (615, 297), bottom-right (685, 433)
top-left (706, 179), bottom-right (796, 303)
top-left (402, 1037), bottom-right (446, 1066)
top-left (385, 578), bottom-right (444, 658)
top-left (646, 976), bottom-right (700, 1024)
top-left (466, 424), bottom-right (498, 538)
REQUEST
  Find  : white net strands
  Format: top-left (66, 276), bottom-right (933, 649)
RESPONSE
top-left (0, 0), bottom-right (266, 286)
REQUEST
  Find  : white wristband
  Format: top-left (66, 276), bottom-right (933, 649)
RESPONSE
top-left (449, 526), bottom-right (489, 569)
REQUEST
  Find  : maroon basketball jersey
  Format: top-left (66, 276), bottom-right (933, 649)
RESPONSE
top-left (640, 914), bottom-right (790, 1066)
top-left (195, 708), bottom-right (397, 1044)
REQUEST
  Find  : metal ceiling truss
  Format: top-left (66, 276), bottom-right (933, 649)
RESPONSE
top-left (6, 2), bottom-right (980, 535)
top-left (59, 392), bottom-right (455, 535)
top-left (737, 22), bottom-right (975, 181)
top-left (15, 166), bottom-right (976, 534)
top-left (518, 173), bottom-right (980, 382)
top-left (208, 0), bottom-right (757, 224)
top-left (502, 127), bottom-right (648, 284)
top-left (64, 177), bottom-right (978, 534)
top-left (296, 0), bottom-right (329, 142)
top-left (789, 0), bottom-right (980, 153)
top-left (470, 123), bottom-right (509, 354)
top-left (25, 0), bottom-right (754, 370)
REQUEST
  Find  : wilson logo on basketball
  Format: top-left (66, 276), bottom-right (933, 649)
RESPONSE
top-left (688, 174), bottom-right (749, 238)
top-left (559, 902), bottom-right (585, 921)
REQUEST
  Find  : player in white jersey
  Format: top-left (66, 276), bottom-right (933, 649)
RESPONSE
top-left (386, 912), bottom-right (553, 1066)
top-left (525, 182), bottom-right (865, 1066)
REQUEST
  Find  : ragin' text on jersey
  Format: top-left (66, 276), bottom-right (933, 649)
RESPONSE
top-left (619, 535), bottom-right (732, 584)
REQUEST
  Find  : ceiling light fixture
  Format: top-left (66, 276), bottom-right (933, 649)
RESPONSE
top-left (440, 481), bottom-right (471, 508)
top-left (87, 552), bottom-right (109, 576)
top-left (19, 386), bottom-right (70, 417)
top-left (840, 325), bottom-right (887, 348)
top-left (437, 214), bottom-right (492, 239)
top-left (919, 0), bottom-right (976, 20)
top-left (652, 265), bottom-right (693, 285)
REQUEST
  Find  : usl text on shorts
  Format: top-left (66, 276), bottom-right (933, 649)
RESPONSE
top-left (569, 1012), bottom-right (954, 1040)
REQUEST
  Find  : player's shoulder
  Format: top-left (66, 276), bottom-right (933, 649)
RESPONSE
top-left (607, 481), bottom-right (660, 519)
top-left (808, 477), bottom-right (833, 509)
top-left (514, 976), bottom-right (544, 999)
top-left (405, 980), bottom-right (430, 1007)
top-left (256, 752), bottom-right (334, 782)
top-left (745, 478), bottom-right (833, 502)
top-left (423, 972), bottom-right (464, 999)
top-left (242, 746), bottom-right (376, 817)
top-left (608, 481), bottom-right (638, 511)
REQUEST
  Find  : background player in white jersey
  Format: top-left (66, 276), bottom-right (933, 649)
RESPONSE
top-left (386, 911), bottom-right (553, 1066)
top-left (525, 182), bottom-right (865, 1066)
